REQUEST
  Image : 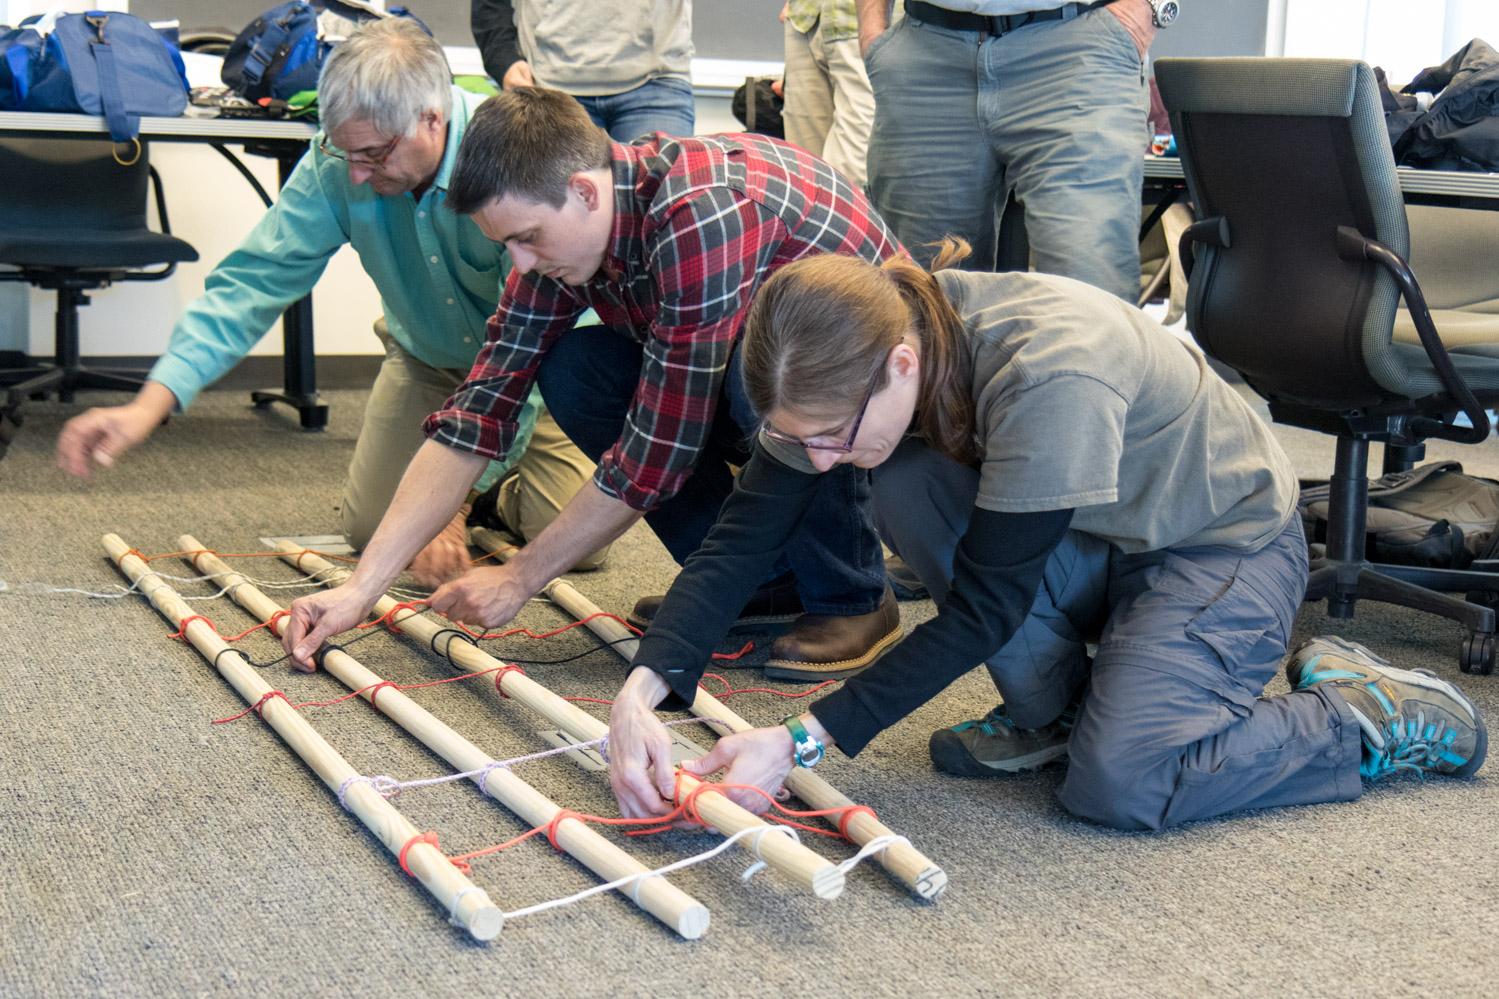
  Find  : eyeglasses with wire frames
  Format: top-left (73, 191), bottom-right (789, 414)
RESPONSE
top-left (760, 371), bottom-right (881, 454)
top-left (317, 132), bottom-right (402, 167)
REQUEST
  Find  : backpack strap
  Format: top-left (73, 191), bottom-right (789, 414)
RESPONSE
top-left (84, 13), bottom-right (136, 143)
top-left (240, 6), bottom-right (305, 88)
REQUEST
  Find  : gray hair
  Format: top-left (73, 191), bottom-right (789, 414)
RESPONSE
top-left (319, 18), bottom-right (452, 138)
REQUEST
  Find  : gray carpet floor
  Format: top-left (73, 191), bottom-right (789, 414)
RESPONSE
top-left (2, 386), bottom-right (1498, 997)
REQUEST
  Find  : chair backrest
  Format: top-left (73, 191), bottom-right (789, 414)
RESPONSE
top-left (1155, 57), bottom-right (1417, 410)
top-left (0, 137), bottom-right (152, 233)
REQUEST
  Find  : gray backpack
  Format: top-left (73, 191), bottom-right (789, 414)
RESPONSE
top-left (1299, 461), bottom-right (1499, 569)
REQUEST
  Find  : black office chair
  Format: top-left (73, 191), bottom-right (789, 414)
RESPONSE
top-left (1156, 57), bottom-right (1499, 675)
top-left (0, 138), bottom-right (198, 449)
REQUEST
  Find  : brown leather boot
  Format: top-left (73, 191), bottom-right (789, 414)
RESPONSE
top-left (765, 587), bottom-right (902, 682)
top-left (628, 574), bottom-right (804, 632)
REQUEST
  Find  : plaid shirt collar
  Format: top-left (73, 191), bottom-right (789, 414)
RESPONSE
top-left (599, 139), bottom-right (659, 281)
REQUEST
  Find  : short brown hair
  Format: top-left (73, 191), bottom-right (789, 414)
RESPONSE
top-left (743, 239), bottom-right (977, 465)
top-left (448, 87), bottom-right (612, 213)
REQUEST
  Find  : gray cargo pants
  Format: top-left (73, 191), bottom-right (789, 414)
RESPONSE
top-left (872, 439), bottom-right (1365, 831)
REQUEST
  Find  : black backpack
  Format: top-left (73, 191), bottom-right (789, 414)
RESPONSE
top-left (1299, 461), bottom-right (1499, 569)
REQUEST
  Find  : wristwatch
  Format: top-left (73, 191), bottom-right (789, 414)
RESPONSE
top-left (1147, 0), bottom-right (1180, 28)
top-left (783, 714), bottom-right (825, 768)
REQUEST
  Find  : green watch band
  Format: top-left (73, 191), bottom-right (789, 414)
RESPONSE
top-left (783, 714), bottom-right (825, 768)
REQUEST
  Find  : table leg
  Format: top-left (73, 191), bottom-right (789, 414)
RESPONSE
top-left (244, 140), bottom-right (327, 431)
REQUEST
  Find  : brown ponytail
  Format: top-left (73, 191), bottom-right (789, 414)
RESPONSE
top-left (742, 237), bottom-right (976, 464)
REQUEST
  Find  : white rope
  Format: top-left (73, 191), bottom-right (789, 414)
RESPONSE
top-left (493, 825), bottom-right (792, 922)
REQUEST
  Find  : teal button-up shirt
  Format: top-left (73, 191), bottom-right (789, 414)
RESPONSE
top-left (148, 86), bottom-right (538, 484)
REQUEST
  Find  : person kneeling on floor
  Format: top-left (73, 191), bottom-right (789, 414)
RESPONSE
top-left (605, 239), bottom-right (1486, 831)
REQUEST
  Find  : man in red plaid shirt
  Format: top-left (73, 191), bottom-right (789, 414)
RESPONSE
top-left (285, 87), bottom-right (905, 678)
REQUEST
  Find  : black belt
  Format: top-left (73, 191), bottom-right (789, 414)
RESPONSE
top-left (904, 0), bottom-right (1109, 37)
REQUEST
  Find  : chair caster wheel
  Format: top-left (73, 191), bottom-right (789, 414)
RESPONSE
top-left (1460, 632), bottom-right (1495, 675)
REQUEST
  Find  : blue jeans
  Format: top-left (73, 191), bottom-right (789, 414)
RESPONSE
top-left (576, 76), bottom-right (696, 142)
top-left (872, 438), bottom-right (1363, 831)
top-left (537, 326), bottom-right (887, 615)
top-left (864, 7), bottom-right (1147, 299)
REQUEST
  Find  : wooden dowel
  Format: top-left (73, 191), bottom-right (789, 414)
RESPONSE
top-left (279, 544), bottom-right (845, 900)
top-left (471, 527), bottom-right (948, 901)
top-left (179, 537), bottom-right (710, 940)
top-left (101, 535), bottom-right (504, 942)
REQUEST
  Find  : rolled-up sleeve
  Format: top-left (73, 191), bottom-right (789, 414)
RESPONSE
top-left (594, 192), bottom-right (786, 511)
top-left (424, 267), bottom-right (584, 461)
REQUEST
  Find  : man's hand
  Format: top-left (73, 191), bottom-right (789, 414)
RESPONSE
top-left (56, 382), bottom-right (176, 478)
top-left (856, 0), bottom-right (890, 57)
top-left (678, 725), bottom-right (796, 815)
top-left (427, 564), bottom-right (533, 631)
top-left (282, 581), bottom-right (381, 672)
top-left (408, 505), bottom-right (472, 588)
top-left (608, 667), bottom-right (680, 819)
top-left (502, 60), bottom-right (535, 89)
top-left (1106, 0), bottom-right (1157, 58)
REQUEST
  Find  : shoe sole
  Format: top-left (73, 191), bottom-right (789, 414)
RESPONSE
top-left (1292, 638), bottom-right (1488, 777)
top-left (928, 730), bottom-right (1070, 777)
top-left (763, 623), bottom-right (903, 682)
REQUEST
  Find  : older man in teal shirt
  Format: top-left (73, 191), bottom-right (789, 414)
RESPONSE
top-left (56, 19), bottom-right (603, 583)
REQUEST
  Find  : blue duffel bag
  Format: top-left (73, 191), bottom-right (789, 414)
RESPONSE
top-left (0, 24), bottom-right (42, 110)
top-left (22, 10), bottom-right (189, 143)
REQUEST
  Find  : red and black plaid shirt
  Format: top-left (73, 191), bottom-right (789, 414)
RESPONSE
top-left (423, 133), bottom-right (903, 511)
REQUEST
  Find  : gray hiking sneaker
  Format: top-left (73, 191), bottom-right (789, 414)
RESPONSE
top-left (929, 703), bottom-right (1073, 777)
top-left (1287, 636), bottom-right (1487, 779)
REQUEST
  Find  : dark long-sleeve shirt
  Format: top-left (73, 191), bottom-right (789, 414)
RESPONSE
top-left (470, 0), bottom-right (522, 84)
top-left (633, 446), bottom-right (1074, 756)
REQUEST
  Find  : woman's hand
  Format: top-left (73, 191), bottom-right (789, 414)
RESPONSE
top-left (608, 668), bottom-right (681, 818)
top-left (678, 725), bottom-right (796, 814)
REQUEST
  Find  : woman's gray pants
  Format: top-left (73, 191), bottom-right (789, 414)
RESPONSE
top-left (872, 439), bottom-right (1364, 831)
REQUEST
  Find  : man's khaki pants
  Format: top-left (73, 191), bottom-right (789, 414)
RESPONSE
top-left (339, 321), bottom-right (609, 569)
top-left (783, 16), bottom-right (876, 188)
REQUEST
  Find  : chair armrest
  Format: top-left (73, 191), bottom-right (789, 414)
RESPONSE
top-left (1177, 215), bottom-right (1230, 282)
top-left (1335, 225), bottom-right (1490, 445)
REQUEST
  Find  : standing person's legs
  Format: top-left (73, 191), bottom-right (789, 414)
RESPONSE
top-left (984, 8), bottom-right (1147, 300)
top-left (1059, 516), bottom-right (1365, 831)
top-left (820, 32), bottom-right (876, 189)
top-left (340, 321), bottom-right (464, 550)
top-left (782, 18), bottom-right (835, 159)
top-left (581, 77), bottom-right (697, 142)
top-left (870, 438), bottom-right (1106, 729)
top-left (865, 16), bottom-right (1003, 269)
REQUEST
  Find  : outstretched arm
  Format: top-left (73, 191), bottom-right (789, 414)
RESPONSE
top-left (282, 440), bottom-right (489, 669)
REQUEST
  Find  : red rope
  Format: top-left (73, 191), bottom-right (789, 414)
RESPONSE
top-left (212, 689), bottom-right (289, 725)
top-left (698, 672), bottom-right (841, 701)
top-left (167, 615), bottom-right (215, 640)
top-left (399, 830), bottom-right (470, 876)
top-left (402, 775), bottom-right (884, 875)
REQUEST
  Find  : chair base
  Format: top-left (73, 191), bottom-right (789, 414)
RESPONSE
top-left (1305, 556), bottom-right (1499, 674)
top-left (2, 363), bottom-right (151, 407)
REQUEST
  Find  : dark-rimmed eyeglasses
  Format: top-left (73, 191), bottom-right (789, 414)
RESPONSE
top-left (761, 372), bottom-right (881, 454)
top-left (317, 133), bottom-right (401, 167)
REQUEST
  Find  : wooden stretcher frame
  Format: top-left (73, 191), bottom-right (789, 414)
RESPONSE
top-left (468, 527), bottom-right (949, 901)
top-left (279, 543), bottom-right (848, 900)
top-left (102, 534), bottom-right (506, 942)
top-left (178, 535), bottom-right (712, 940)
